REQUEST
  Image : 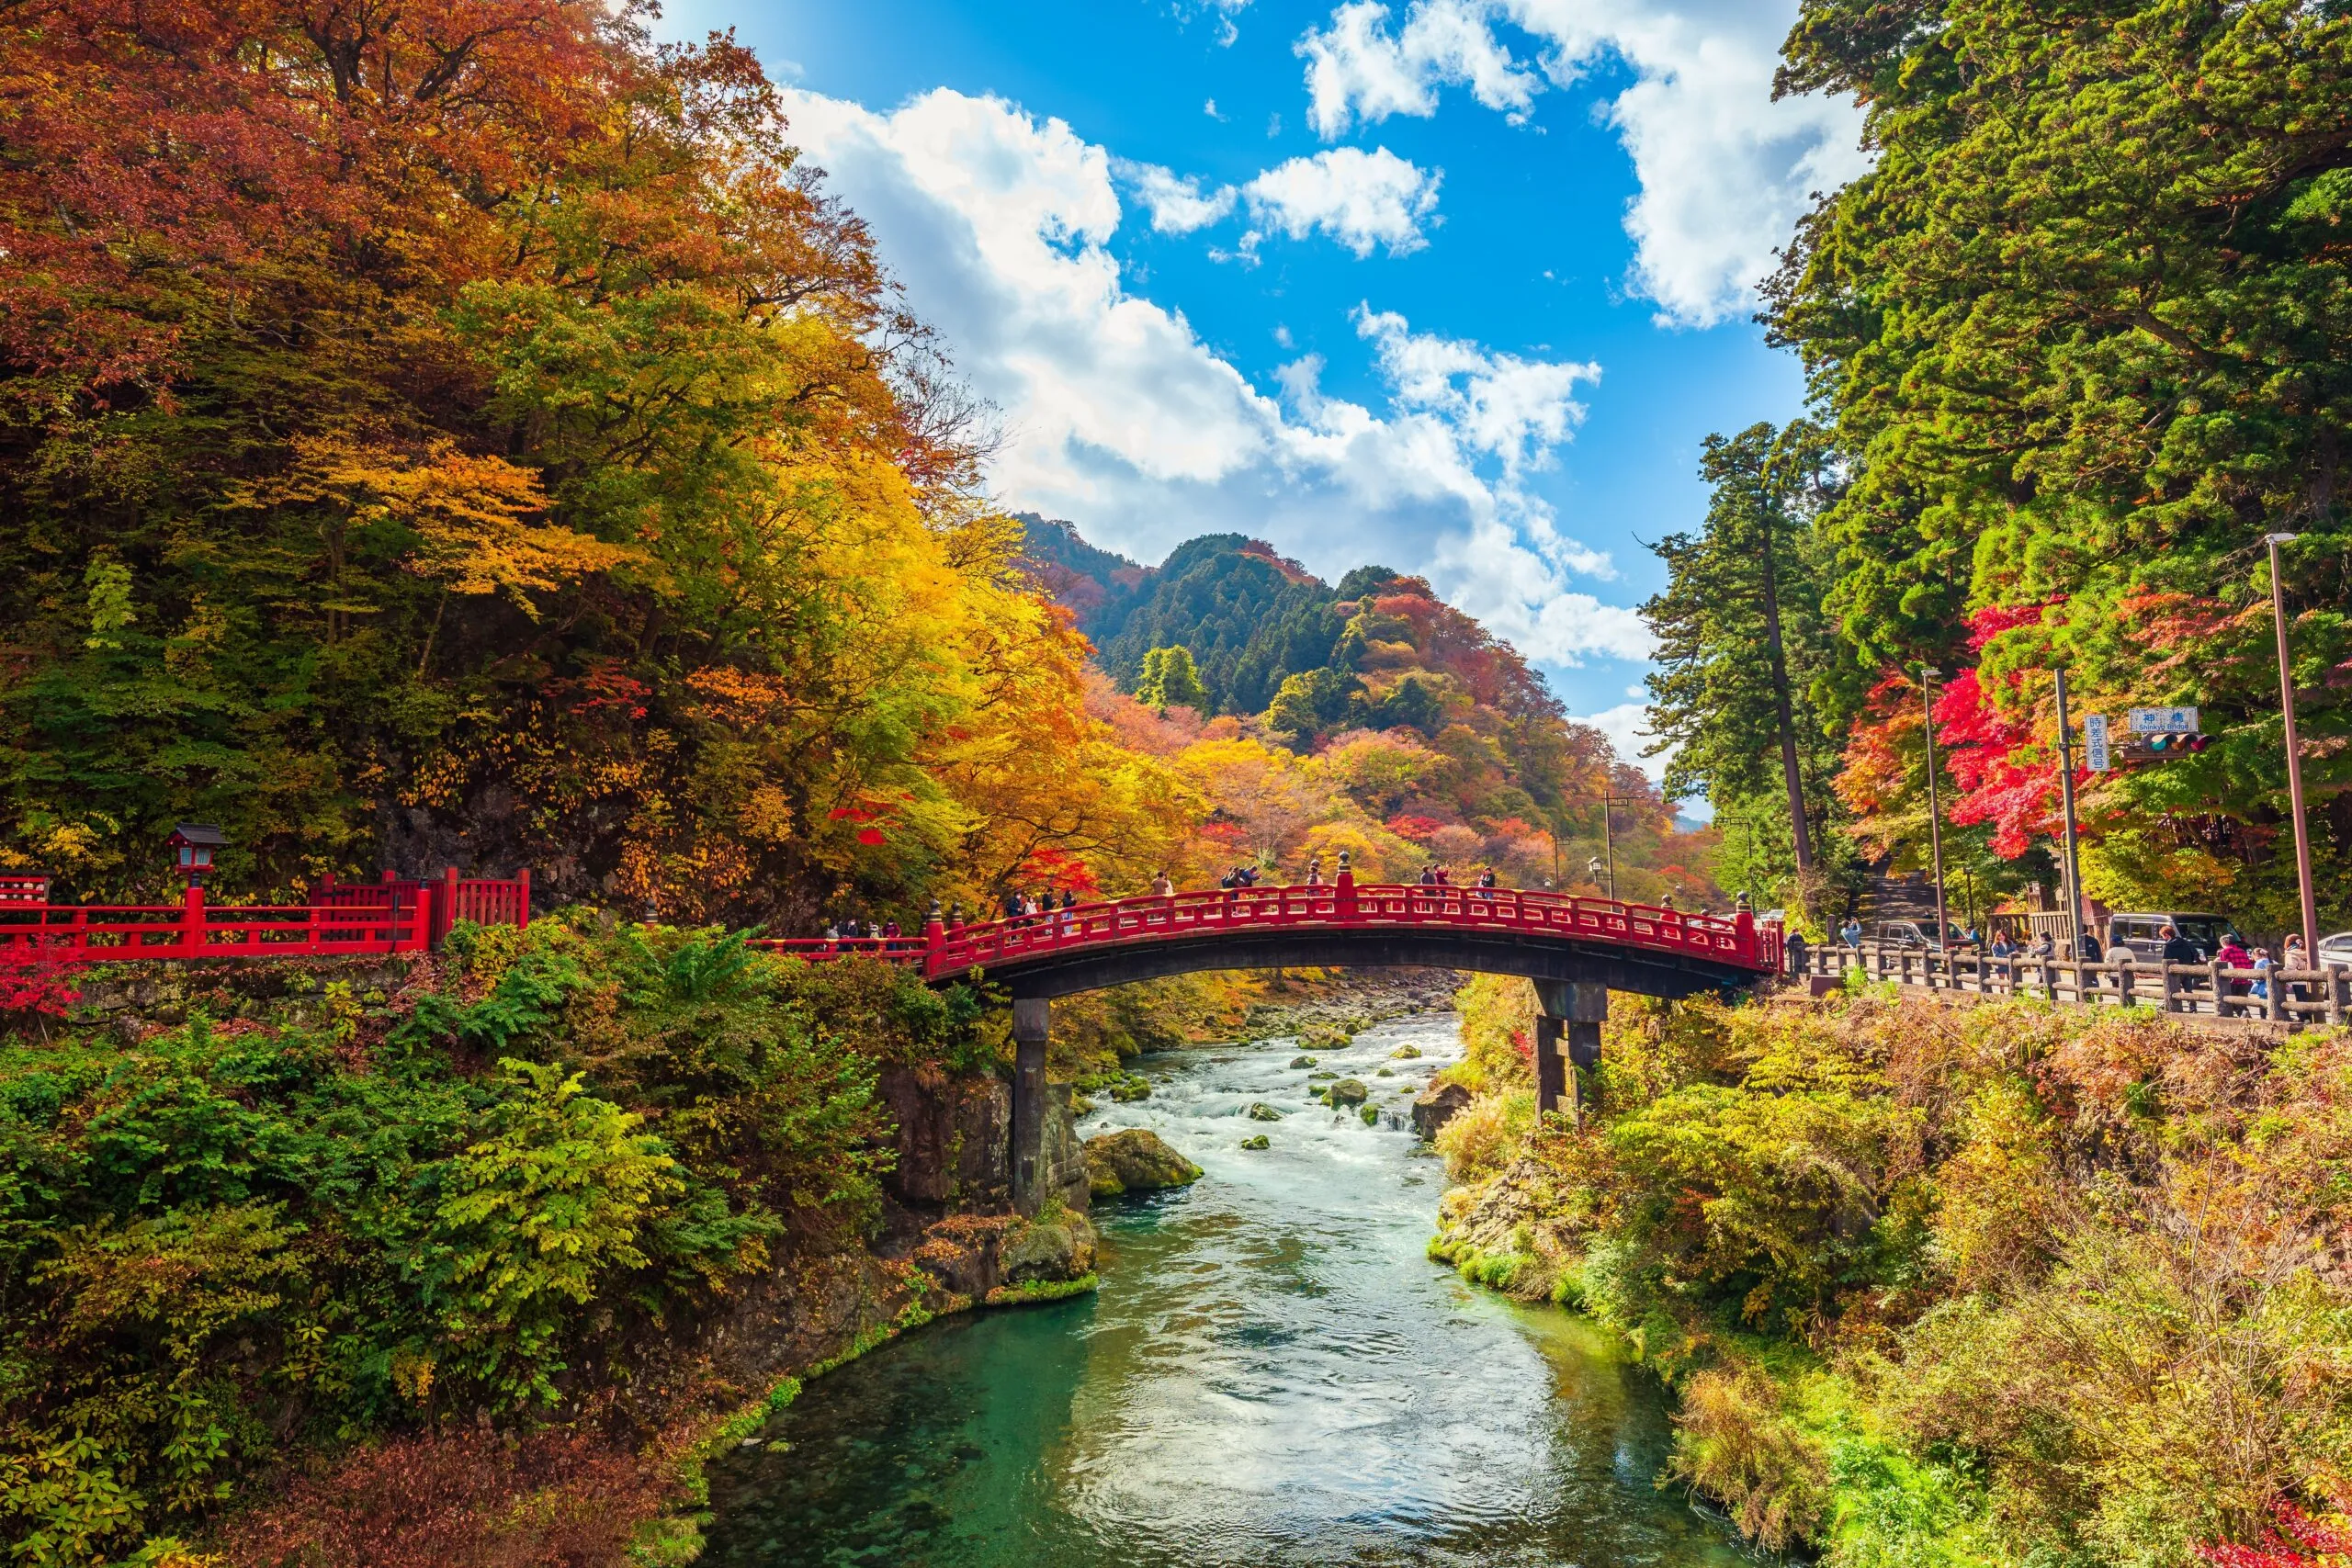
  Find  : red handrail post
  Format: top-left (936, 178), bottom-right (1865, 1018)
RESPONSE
top-left (439, 866), bottom-right (460, 949)
top-left (406, 888), bottom-right (433, 953)
top-left (516, 868), bottom-right (531, 930)
top-left (1735, 905), bottom-right (1756, 965)
top-left (182, 883), bottom-right (206, 958)
top-left (1335, 867), bottom-right (1357, 922)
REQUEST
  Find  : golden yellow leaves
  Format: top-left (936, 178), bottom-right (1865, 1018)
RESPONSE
top-left (237, 434), bottom-right (647, 617)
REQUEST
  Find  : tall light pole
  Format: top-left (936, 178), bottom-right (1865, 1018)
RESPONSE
top-left (2267, 533), bottom-right (2321, 964)
top-left (2052, 669), bottom-right (2086, 959)
top-left (1920, 664), bottom-right (1949, 946)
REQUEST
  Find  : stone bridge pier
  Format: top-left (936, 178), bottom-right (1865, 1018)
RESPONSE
top-left (1012, 995), bottom-right (1053, 1216)
top-left (1533, 979), bottom-right (1606, 1120)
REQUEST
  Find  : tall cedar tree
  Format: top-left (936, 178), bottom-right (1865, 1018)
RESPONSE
top-left (1644, 423), bottom-right (1846, 899)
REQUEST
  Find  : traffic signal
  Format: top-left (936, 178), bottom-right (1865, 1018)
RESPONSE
top-left (2120, 730), bottom-right (2211, 762)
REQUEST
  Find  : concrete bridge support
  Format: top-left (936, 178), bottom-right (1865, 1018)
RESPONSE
top-left (1533, 980), bottom-right (1607, 1120)
top-left (1012, 996), bottom-right (1050, 1216)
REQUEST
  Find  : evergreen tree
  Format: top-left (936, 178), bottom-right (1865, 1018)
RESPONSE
top-left (1136, 646), bottom-right (1208, 711)
top-left (1644, 423), bottom-right (1849, 905)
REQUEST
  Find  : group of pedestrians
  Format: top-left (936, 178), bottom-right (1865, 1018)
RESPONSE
top-left (823, 853), bottom-right (1535, 942)
top-left (820, 915), bottom-right (902, 945)
top-left (1004, 887), bottom-right (1082, 929)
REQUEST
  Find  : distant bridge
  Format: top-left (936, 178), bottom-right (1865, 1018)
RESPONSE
top-left (758, 879), bottom-right (1781, 1212)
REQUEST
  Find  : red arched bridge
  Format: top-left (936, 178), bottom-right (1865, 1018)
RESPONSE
top-left (755, 878), bottom-right (1781, 1213)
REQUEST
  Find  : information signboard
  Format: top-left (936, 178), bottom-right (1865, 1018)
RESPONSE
top-left (2128, 706), bottom-right (2199, 735)
top-left (2086, 713), bottom-right (2111, 771)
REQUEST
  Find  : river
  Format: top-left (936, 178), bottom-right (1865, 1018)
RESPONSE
top-left (702, 1010), bottom-right (1753, 1568)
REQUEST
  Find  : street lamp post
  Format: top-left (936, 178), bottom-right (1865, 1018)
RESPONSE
top-left (2052, 670), bottom-right (2086, 959)
top-left (1920, 665), bottom-right (1949, 948)
top-left (2267, 533), bottom-right (2322, 965)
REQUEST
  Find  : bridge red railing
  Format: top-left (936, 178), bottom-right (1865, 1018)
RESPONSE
top-left (313, 869), bottom-right (530, 947)
top-left (752, 881), bottom-right (1779, 980)
top-left (0, 886), bottom-right (435, 964)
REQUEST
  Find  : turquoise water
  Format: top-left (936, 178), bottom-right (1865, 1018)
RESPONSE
top-left (702, 1013), bottom-right (1752, 1568)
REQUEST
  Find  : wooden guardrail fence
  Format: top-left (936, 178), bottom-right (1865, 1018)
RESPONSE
top-left (1793, 941), bottom-right (2350, 1028)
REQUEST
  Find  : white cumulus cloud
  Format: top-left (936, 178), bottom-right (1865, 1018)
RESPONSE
top-left (1242, 146), bottom-right (1443, 257)
top-left (1292, 0), bottom-right (1871, 326)
top-left (1579, 700), bottom-right (1669, 781)
top-left (1300, 0), bottom-right (1542, 135)
top-left (775, 86), bottom-right (1650, 667)
top-left (1354, 305), bottom-right (1598, 479)
top-left (1117, 161), bottom-right (1238, 234)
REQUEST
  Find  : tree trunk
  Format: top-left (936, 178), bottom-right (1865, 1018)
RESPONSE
top-left (1758, 501), bottom-right (1815, 874)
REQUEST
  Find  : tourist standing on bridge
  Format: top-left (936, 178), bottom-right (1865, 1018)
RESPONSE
top-left (1306, 855), bottom-right (1324, 886)
top-left (1476, 867), bottom-right (1498, 898)
top-left (1150, 870), bottom-right (1174, 897)
top-left (1419, 864), bottom-right (1438, 886)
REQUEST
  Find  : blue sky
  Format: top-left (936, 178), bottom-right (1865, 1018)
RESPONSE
top-left (654, 0), bottom-right (1867, 769)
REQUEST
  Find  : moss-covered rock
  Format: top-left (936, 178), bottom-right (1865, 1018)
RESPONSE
top-left (1246, 1102), bottom-right (1284, 1122)
top-left (1239, 1134), bottom-right (1270, 1150)
top-left (1083, 1128), bottom-right (1204, 1197)
top-left (1290, 1055), bottom-right (1317, 1068)
top-left (1329, 1077), bottom-right (1369, 1106)
top-left (1001, 1202), bottom-right (1100, 1283)
top-left (1390, 1044), bottom-right (1422, 1060)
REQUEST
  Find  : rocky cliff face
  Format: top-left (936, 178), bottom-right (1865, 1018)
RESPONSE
top-left (877, 1067), bottom-right (1091, 1218)
top-left (878, 1065), bottom-right (1013, 1212)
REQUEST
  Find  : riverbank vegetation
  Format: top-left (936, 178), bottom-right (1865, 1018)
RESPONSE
top-left (0, 919), bottom-right (1003, 1562)
top-left (1433, 980), bottom-right (2352, 1567)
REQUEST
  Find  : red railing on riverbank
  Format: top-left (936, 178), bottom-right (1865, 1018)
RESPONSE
top-left (752, 881), bottom-right (1778, 981)
top-left (0, 886), bottom-right (434, 964)
top-left (313, 869), bottom-right (531, 947)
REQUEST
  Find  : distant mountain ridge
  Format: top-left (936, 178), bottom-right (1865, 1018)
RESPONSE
top-left (1015, 514), bottom-right (1388, 717)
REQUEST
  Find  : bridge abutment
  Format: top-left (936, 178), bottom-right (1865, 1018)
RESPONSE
top-left (1012, 996), bottom-right (1050, 1216)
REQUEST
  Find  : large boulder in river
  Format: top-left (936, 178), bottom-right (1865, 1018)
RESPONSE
top-left (1001, 1205), bottom-right (1098, 1285)
top-left (1329, 1077), bottom-right (1369, 1106)
top-left (1412, 1081), bottom-right (1474, 1140)
top-left (1084, 1129), bottom-right (1204, 1197)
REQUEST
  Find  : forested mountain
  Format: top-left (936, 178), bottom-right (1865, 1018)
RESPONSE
top-left (1020, 519), bottom-right (1718, 905)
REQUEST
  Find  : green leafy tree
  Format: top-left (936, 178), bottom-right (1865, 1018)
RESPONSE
top-left (1135, 646), bottom-right (1209, 712)
top-left (1262, 666), bottom-right (1361, 748)
top-left (425, 1060), bottom-right (683, 1408)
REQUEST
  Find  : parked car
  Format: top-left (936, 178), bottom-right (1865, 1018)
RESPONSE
top-left (2106, 911), bottom-right (2236, 964)
top-left (1874, 919), bottom-right (1951, 951)
top-left (2316, 931), bottom-right (2352, 970)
